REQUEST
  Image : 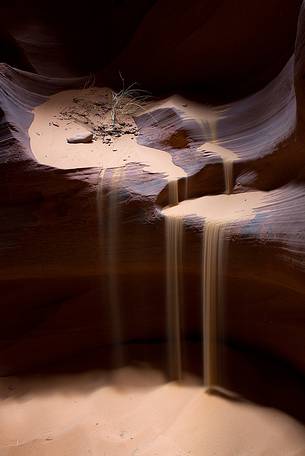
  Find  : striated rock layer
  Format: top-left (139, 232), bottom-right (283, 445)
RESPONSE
top-left (1, 0), bottom-right (305, 423)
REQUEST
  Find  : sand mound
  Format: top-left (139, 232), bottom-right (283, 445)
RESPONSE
top-left (0, 368), bottom-right (304, 456)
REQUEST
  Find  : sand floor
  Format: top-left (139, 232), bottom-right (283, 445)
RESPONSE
top-left (0, 367), bottom-right (304, 456)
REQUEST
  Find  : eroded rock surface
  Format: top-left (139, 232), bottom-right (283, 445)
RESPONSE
top-left (1, 0), bottom-right (305, 424)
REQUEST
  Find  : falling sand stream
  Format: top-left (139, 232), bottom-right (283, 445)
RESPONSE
top-left (201, 122), bottom-right (234, 386)
top-left (165, 179), bottom-right (184, 380)
top-left (202, 151), bottom-right (233, 388)
top-left (162, 143), bottom-right (267, 390)
top-left (163, 188), bottom-right (266, 389)
top-left (164, 110), bottom-right (236, 385)
top-left (202, 219), bottom-right (226, 388)
top-left (98, 167), bottom-right (124, 368)
top-left (164, 165), bottom-right (230, 386)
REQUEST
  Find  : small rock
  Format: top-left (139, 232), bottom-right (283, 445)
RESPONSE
top-left (67, 132), bottom-right (93, 144)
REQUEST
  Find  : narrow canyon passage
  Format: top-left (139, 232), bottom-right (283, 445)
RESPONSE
top-left (1, 0), bottom-right (305, 451)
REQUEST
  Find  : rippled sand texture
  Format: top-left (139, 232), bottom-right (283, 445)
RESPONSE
top-left (0, 368), bottom-right (305, 456)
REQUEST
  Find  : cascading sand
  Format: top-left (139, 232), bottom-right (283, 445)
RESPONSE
top-left (165, 179), bottom-right (183, 380)
top-left (202, 144), bottom-right (232, 386)
top-left (202, 221), bottom-right (225, 388)
top-left (202, 156), bottom-right (232, 388)
top-left (163, 191), bottom-right (266, 387)
top-left (223, 159), bottom-right (233, 194)
top-left (98, 167), bottom-right (124, 368)
top-left (166, 215), bottom-right (183, 380)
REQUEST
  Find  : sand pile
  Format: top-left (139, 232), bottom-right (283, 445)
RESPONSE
top-left (0, 368), bottom-right (305, 456)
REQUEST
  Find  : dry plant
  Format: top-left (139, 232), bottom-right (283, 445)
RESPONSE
top-left (83, 72), bottom-right (96, 89)
top-left (110, 72), bottom-right (151, 127)
top-left (70, 71), bottom-right (155, 144)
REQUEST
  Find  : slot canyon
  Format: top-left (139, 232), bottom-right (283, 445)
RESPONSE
top-left (1, 1), bottom-right (305, 454)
